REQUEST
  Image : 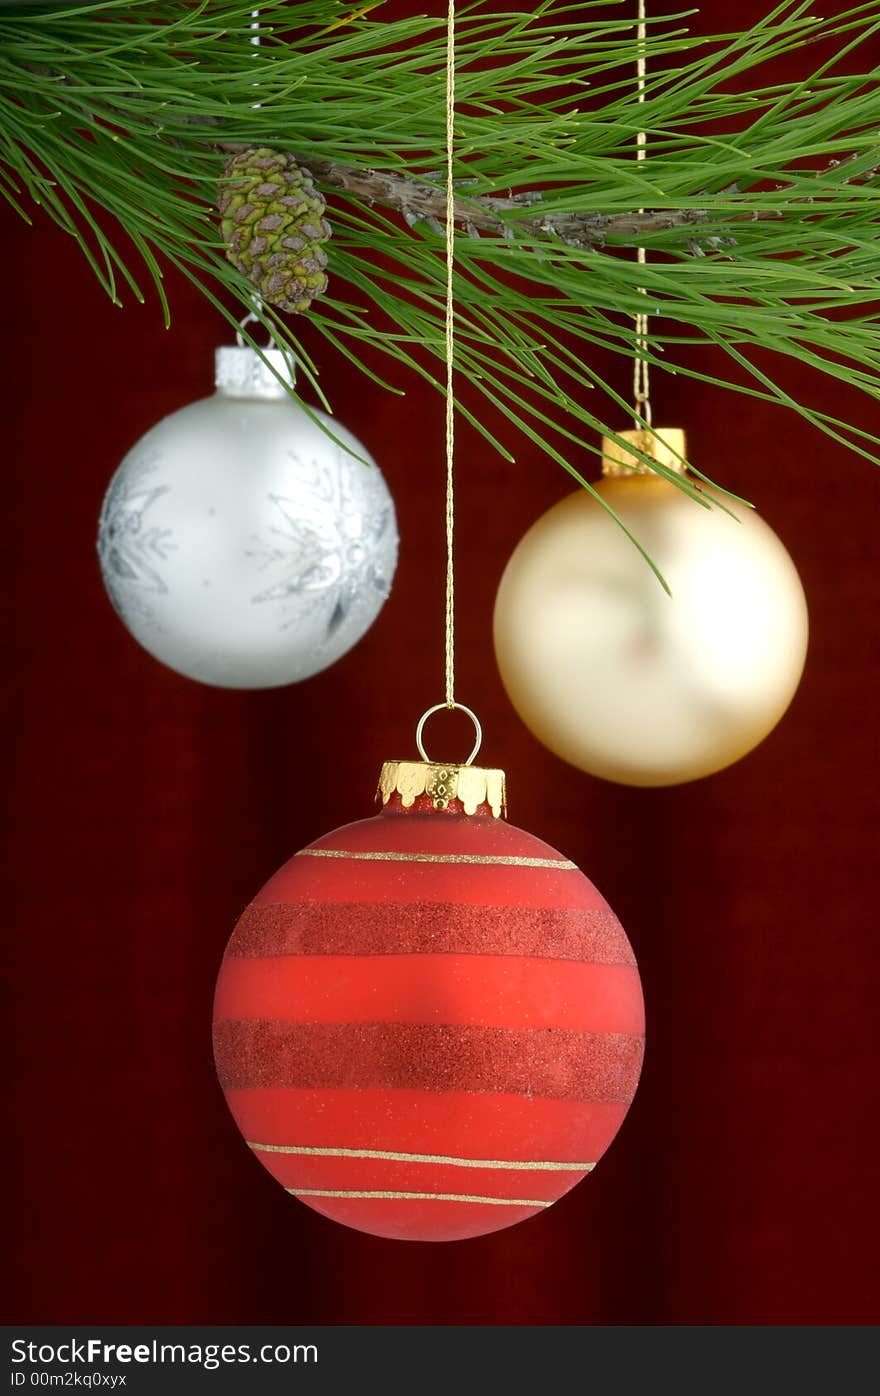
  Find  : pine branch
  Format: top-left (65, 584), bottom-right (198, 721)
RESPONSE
top-left (1, 0), bottom-right (880, 504)
top-left (107, 95), bottom-right (879, 251)
top-left (283, 156), bottom-right (880, 251)
top-left (205, 135), bottom-right (763, 247)
top-left (283, 157), bottom-right (718, 248)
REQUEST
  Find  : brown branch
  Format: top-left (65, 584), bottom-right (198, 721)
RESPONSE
top-left (296, 152), bottom-right (880, 251)
top-left (297, 156), bottom-right (727, 249)
top-left (214, 138), bottom-right (758, 248)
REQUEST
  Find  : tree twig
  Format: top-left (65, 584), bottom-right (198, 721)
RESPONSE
top-left (213, 144), bottom-right (873, 250)
top-left (209, 135), bottom-right (764, 248)
top-left (299, 156), bottom-right (723, 248)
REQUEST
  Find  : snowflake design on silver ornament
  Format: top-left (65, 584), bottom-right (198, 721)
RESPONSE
top-left (97, 447), bottom-right (176, 620)
top-left (247, 447), bottom-right (394, 637)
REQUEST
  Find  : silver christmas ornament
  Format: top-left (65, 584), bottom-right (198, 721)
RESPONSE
top-left (97, 345), bottom-right (398, 688)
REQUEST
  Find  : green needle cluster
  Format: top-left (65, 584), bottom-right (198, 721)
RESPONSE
top-left (1, 0), bottom-right (879, 521)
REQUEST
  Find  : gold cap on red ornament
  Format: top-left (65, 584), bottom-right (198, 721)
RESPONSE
top-left (376, 761), bottom-right (507, 819)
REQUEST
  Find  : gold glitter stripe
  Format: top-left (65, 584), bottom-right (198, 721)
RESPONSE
top-left (296, 849), bottom-right (578, 870)
top-left (288, 1188), bottom-right (550, 1208)
top-left (248, 1141), bottom-right (595, 1172)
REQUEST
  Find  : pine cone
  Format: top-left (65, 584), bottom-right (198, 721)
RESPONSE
top-left (218, 148), bottom-right (331, 314)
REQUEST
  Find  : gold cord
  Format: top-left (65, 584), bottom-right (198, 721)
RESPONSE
top-left (633, 0), bottom-right (652, 428)
top-left (444, 0), bottom-right (456, 706)
top-left (413, 2), bottom-right (485, 766)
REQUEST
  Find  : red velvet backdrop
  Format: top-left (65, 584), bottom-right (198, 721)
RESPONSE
top-left (4, 0), bottom-right (880, 1325)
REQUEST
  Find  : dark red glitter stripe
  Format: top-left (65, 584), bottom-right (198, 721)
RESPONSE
top-left (226, 902), bottom-right (635, 966)
top-left (213, 1020), bottom-right (644, 1104)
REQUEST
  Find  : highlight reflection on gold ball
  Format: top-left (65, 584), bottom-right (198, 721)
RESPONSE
top-left (493, 433), bottom-right (809, 787)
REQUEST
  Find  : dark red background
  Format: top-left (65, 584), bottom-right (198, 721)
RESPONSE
top-left (3, 1), bottom-right (879, 1325)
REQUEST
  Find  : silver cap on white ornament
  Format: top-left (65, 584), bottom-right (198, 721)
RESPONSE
top-left (214, 344), bottom-right (296, 398)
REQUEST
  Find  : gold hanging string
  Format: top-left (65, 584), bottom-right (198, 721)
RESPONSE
top-left (412, 0), bottom-right (483, 769)
top-left (633, 0), bottom-right (652, 429)
top-left (444, 0), bottom-right (456, 708)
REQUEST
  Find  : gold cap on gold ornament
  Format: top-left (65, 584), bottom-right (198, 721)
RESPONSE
top-left (601, 427), bottom-right (687, 477)
top-left (376, 761), bottom-right (508, 818)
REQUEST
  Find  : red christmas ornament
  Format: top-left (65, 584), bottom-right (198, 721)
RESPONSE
top-left (213, 757), bottom-right (645, 1242)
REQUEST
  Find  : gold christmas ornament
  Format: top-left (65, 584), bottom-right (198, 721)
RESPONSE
top-left (493, 430), bottom-right (809, 787)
